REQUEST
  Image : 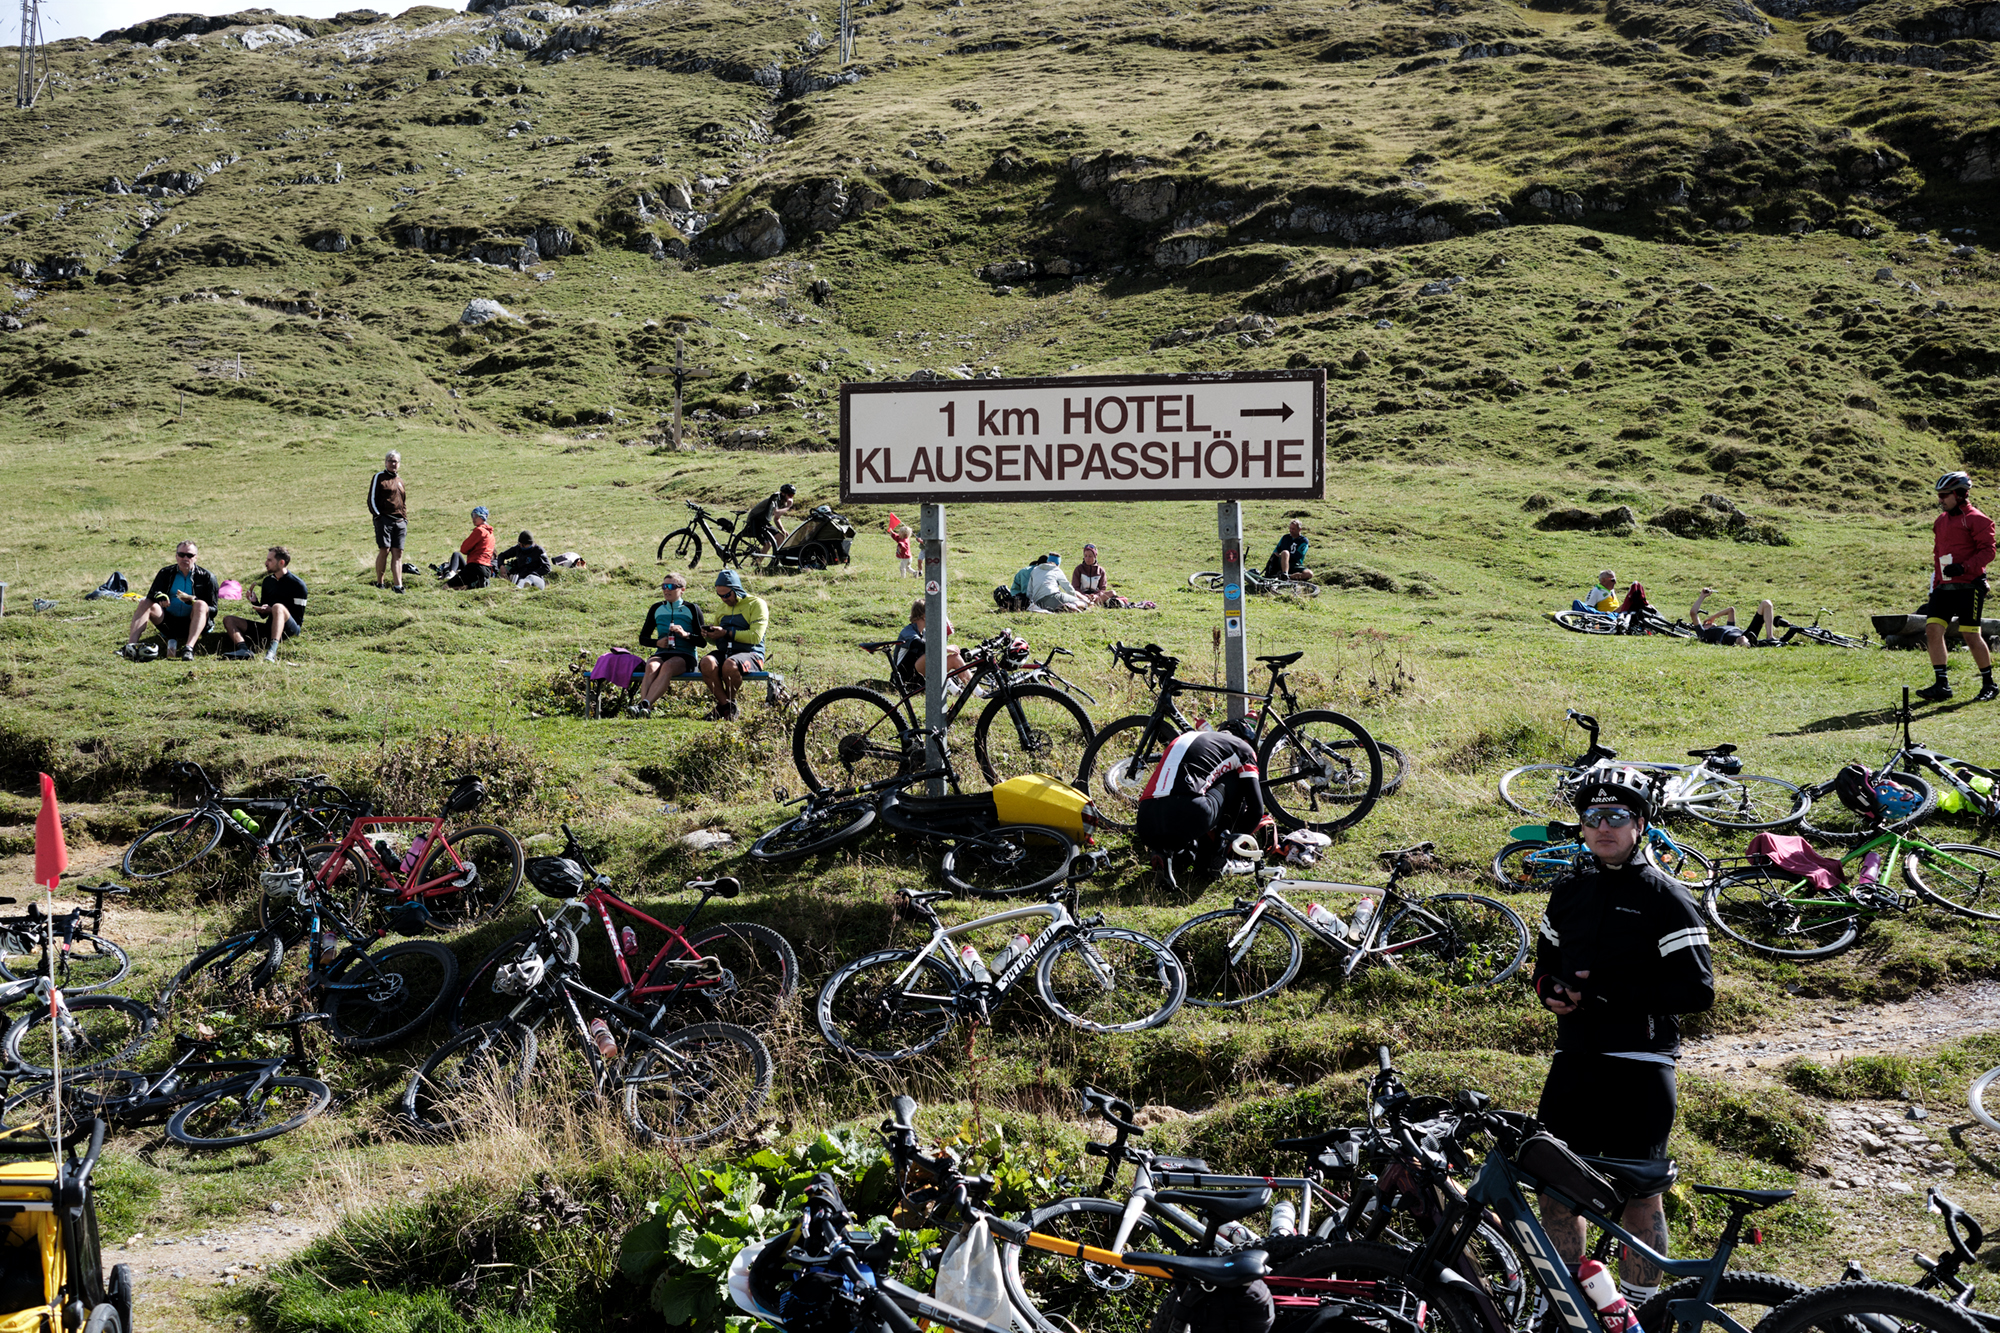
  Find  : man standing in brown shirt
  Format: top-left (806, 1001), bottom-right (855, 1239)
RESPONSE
top-left (369, 450), bottom-right (407, 594)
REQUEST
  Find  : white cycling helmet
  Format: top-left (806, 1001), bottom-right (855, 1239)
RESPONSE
top-left (727, 1237), bottom-right (783, 1321)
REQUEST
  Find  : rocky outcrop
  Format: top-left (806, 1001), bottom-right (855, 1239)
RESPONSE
top-left (713, 209), bottom-right (785, 259)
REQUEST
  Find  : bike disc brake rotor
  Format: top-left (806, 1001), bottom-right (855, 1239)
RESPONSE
top-left (1083, 1260), bottom-right (1139, 1294)
top-left (353, 968), bottom-right (411, 1006)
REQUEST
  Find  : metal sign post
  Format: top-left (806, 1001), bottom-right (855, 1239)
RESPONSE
top-left (1219, 503), bottom-right (1247, 722)
top-left (921, 504), bottom-right (948, 796)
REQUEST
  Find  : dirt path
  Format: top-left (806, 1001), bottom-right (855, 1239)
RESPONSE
top-left (118, 1213), bottom-right (330, 1332)
top-left (1682, 981), bottom-right (2000, 1076)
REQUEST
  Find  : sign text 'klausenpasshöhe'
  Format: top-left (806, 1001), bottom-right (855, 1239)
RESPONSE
top-left (839, 370), bottom-right (1324, 504)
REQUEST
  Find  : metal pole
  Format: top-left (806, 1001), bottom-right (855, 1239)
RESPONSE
top-left (1219, 502), bottom-right (1247, 722)
top-left (921, 503), bottom-right (947, 796)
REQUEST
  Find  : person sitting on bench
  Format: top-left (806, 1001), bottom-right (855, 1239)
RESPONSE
top-left (698, 569), bottom-right (767, 722)
top-left (628, 572), bottom-right (706, 718)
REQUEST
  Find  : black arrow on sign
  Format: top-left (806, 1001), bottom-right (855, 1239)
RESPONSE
top-left (1239, 403), bottom-right (1295, 421)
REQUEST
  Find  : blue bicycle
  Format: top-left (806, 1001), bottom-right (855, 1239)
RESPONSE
top-left (1491, 821), bottom-right (1713, 892)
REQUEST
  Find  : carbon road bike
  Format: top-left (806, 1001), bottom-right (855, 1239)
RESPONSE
top-left (401, 906), bottom-right (771, 1147)
top-left (1187, 568), bottom-right (1319, 598)
top-left (814, 885), bottom-right (1186, 1062)
top-left (655, 498), bottom-right (765, 568)
top-left (791, 630), bottom-right (1094, 793)
top-left (1498, 709), bottom-right (1807, 830)
top-left (122, 765), bottom-right (359, 881)
top-left (449, 825), bottom-right (797, 1033)
top-left (1552, 605), bottom-right (1695, 638)
top-left (0, 884), bottom-right (132, 993)
top-left (1076, 642), bottom-right (1384, 834)
top-left (1164, 843), bottom-right (1529, 1008)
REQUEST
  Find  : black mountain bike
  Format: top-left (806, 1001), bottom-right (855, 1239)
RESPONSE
top-left (792, 630), bottom-right (1094, 793)
top-left (1075, 642), bottom-right (1383, 833)
top-left (0, 884), bottom-right (131, 993)
top-left (122, 766), bottom-right (360, 881)
top-left (656, 499), bottom-right (764, 568)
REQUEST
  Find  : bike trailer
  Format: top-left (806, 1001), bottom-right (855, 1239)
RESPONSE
top-left (769, 506), bottom-right (855, 570)
top-left (0, 1120), bottom-right (131, 1332)
top-left (992, 774), bottom-right (1093, 840)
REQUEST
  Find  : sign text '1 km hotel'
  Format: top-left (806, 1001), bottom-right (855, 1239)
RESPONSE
top-left (839, 370), bottom-right (1326, 505)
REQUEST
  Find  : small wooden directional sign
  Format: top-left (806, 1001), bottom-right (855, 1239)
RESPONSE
top-left (839, 369), bottom-right (1324, 504)
top-left (642, 334), bottom-right (717, 449)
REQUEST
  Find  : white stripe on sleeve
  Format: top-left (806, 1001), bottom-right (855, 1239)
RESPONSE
top-left (1658, 926), bottom-right (1709, 956)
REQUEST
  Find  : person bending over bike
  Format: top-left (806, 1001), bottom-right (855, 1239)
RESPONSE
top-left (1533, 767), bottom-right (1713, 1313)
top-left (1135, 721), bottom-right (1278, 889)
top-left (1688, 588), bottom-right (1784, 647)
top-left (1266, 519), bottom-right (1313, 582)
top-left (1917, 471), bottom-right (1997, 703)
top-left (630, 572), bottom-right (705, 718)
top-left (698, 568), bottom-right (767, 721)
top-left (744, 483), bottom-right (797, 555)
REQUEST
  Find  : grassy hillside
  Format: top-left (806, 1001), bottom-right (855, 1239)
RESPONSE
top-left (0, 0), bottom-right (1999, 1329)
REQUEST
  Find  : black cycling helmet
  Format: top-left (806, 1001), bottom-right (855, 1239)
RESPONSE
top-left (1572, 764), bottom-right (1654, 820)
top-left (1219, 717), bottom-right (1259, 747)
top-left (1937, 471), bottom-right (1973, 496)
top-left (779, 482), bottom-right (797, 496)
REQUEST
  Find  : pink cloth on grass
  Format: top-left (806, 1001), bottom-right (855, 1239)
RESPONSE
top-left (1746, 832), bottom-right (1846, 891)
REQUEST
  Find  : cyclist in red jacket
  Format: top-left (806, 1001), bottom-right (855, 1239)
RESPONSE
top-left (1917, 472), bottom-right (1997, 703)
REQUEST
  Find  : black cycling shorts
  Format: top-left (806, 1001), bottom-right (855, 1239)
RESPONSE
top-left (1135, 775), bottom-right (1258, 859)
top-left (1922, 581), bottom-right (1987, 628)
top-left (1537, 1051), bottom-right (1677, 1161)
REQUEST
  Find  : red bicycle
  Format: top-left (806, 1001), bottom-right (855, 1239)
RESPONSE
top-left (447, 824), bottom-right (797, 1033)
top-left (259, 775), bottom-right (525, 941)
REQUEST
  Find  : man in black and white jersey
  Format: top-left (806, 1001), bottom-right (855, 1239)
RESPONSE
top-left (1133, 721), bottom-right (1278, 887)
top-left (1531, 765), bottom-right (1713, 1312)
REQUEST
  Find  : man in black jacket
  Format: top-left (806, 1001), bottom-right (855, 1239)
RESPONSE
top-left (1532, 766), bottom-right (1713, 1311)
top-left (123, 541), bottom-right (218, 660)
top-left (1134, 722), bottom-right (1278, 888)
top-left (220, 546), bottom-right (308, 662)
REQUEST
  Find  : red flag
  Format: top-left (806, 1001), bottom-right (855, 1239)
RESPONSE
top-left (33, 774), bottom-right (66, 890)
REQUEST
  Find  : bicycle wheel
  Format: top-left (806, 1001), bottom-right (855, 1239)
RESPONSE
top-left (1970, 1065), bottom-right (2000, 1133)
top-left (122, 809), bottom-right (226, 880)
top-left (1259, 709), bottom-right (1383, 832)
top-left (624, 1020), bottom-right (772, 1147)
top-left (1378, 894), bottom-right (1528, 988)
top-left (447, 923), bottom-right (578, 1034)
top-left (0, 932), bottom-right (130, 994)
top-left (1704, 868), bottom-right (1860, 958)
top-left (682, 922), bottom-right (801, 1027)
top-left (323, 939), bottom-right (457, 1051)
top-left (1491, 840), bottom-right (1581, 892)
top-left (1553, 610), bottom-right (1619, 635)
top-left (1002, 1194), bottom-right (1179, 1333)
top-left (793, 685), bottom-right (911, 792)
top-left (1266, 1240), bottom-right (1484, 1333)
top-left (166, 1074), bottom-right (332, 1149)
top-left (815, 950), bottom-right (959, 1062)
top-left (1677, 773), bottom-right (1809, 831)
top-left (1036, 927), bottom-right (1186, 1034)
top-left (974, 685), bottom-right (1094, 788)
top-left (1647, 836), bottom-right (1715, 888)
top-left (1751, 1280), bottom-right (1985, 1333)
top-left (1376, 742), bottom-right (1411, 798)
top-left (1498, 764), bottom-right (1582, 819)
top-left (1074, 715), bottom-right (1178, 833)
top-left (157, 931), bottom-right (283, 1013)
top-left (1798, 773), bottom-right (1935, 844)
top-left (1634, 1272), bottom-right (1810, 1333)
top-left (1187, 571), bottom-right (1225, 590)
top-left (1163, 906), bottom-right (1302, 1009)
top-left (747, 799), bottom-right (877, 863)
top-left (656, 525), bottom-right (704, 566)
top-left (399, 1019), bottom-right (537, 1137)
top-left (940, 826), bottom-right (1075, 899)
top-left (1904, 842), bottom-right (2000, 920)
top-left (417, 825), bottom-right (525, 929)
top-left (259, 843), bottom-right (371, 944)
top-left (0, 1071), bottom-right (147, 1140)
top-left (6, 996), bottom-right (157, 1076)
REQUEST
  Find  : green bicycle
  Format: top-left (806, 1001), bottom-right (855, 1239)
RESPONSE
top-left (1705, 771), bottom-right (2000, 957)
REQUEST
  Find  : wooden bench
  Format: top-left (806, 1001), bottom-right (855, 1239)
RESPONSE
top-left (584, 666), bottom-right (790, 719)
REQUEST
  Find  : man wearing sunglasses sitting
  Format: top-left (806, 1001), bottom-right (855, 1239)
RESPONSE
top-left (1531, 766), bottom-right (1714, 1314)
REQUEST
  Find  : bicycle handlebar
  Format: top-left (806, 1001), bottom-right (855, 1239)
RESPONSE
top-left (1080, 1085), bottom-right (1144, 1135)
top-left (1930, 1189), bottom-right (1985, 1264)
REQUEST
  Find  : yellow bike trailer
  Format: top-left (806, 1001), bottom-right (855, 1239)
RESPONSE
top-left (0, 1117), bottom-right (131, 1333)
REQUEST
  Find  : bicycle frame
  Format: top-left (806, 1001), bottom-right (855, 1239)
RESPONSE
top-left (1458, 1150), bottom-right (1761, 1333)
top-left (572, 883), bottom-right (737, 1007)
top-left (316, 812), bottom-right (477, 906)
top-left (897, 898), bottom-right (1093, 1011)
top-left (1225, 880), bottom-right (1395, 979)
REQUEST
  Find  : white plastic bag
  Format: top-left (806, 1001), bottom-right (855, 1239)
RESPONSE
top-left (935, 1218), bottom-right (1018, 1330)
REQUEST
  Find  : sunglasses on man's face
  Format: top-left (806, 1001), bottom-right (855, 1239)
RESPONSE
top-left (176, 552), bottom-right (196, 560)
top-left (1580, 807), bottom-right (1638, 829)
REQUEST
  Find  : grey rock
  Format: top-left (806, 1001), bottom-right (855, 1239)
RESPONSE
top-left (978, 259), bottom-right (1037, 283)
top-left (890, 176), bottom-right (935, 202)
top-left (1876, 266), bottom-right (1895, 281)
top-left (724, 208), bottom-right (786, 258)
top-left (663, 182), bottom-right (694, 211)
top-left (1153, 237), bottom-right (1212, 268)
top-left (1374, 318), bottom-right (1393, 329)
top-left (460, 297), bottom-right (519, 325)
top-left (1109, 176), bottom-right (1177, 223)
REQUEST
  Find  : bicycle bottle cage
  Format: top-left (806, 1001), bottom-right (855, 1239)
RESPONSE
top-left (260, 868), bottom-right (306, 902)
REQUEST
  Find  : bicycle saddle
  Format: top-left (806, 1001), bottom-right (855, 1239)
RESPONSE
top-left (1257, 651), bottom-right (1305, 668)
top-left (1689, 1183), bottom-right (1794, 1208)
top-left (0, 979), bottom-right (35, 1004)
top-left (857, 641), bottom-right (898, 653)
top-left (899, 889), bottom-right (954, 907)
top-left (1581, 1155), bottom-right (1678, 1199)
top-left (1272, 1125), bottom-right (1364, 1154)
top-left (1126, 1248), bottom-right (1269, 1284)
top-left (79, 884), bottom-right (129, 896)
top-left (1687, 744), bottom-right (1738, 758)
top-left (0, 898), bottom-right (15, 907)
top-left (1154, 1187), bottom-right (1272, 1222)
top-left (1149, 1154), bottom-right (1214, 1173)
